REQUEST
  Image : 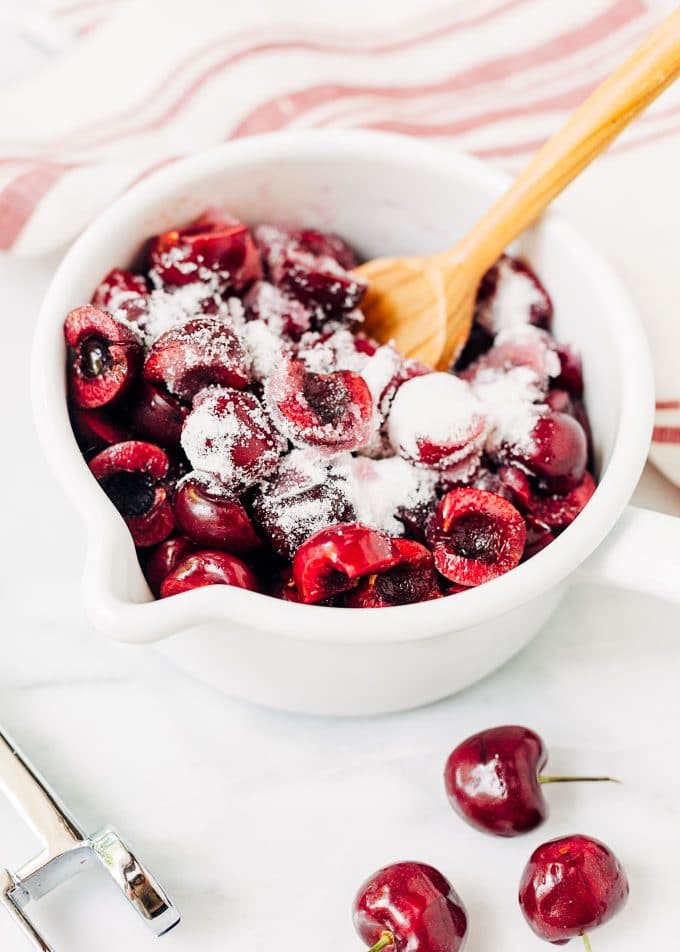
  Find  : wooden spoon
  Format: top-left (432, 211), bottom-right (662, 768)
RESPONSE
top-left (356, 8), bottom-right (680, 371)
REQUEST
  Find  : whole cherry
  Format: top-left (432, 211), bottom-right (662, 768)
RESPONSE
top-left (444, 726), bottom-right (617, 837)
top-left (519, 834), bottom-right (629, 947)
top-left (353, 861), bottom-right (468, 952)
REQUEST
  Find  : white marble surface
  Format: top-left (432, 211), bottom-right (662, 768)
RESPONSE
top-left (0, 241), bottom-right (678, 952)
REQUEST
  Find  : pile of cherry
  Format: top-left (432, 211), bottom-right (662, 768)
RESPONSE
top-left (63, 209), bottom-right (595, 605)
top-left (354, 725), bottom-right (628, 951)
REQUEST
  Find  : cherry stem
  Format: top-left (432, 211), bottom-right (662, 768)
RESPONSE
top-left (538, 775), bottom-right (621, 785)
top-left (582, 933), bottom-right (592, 952)
top-left (367, 932), bottom-right (395, 952)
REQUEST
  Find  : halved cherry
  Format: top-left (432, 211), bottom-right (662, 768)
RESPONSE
top-left (346, 539), bottom-right (442, 608)
top-left (387, 373), bottom-right (488, 469)
top-left (463, 325), bottom-right (558, 391)
top-left (266, 357), bottom-right (374, 451)
top-left (64, 305), bottom-right (142, 408)
top-left (427, 488), bottom-right (526, 587)
top-left (251, 459), bottom-right (355, 560)
top-left (143, 316), bottom-right (250, 401)
top-left (128, 380), bottom-right (188, 447)
top-left (160, 550), bottom-right (260, 597)
top-left (174, 473), bottom-right (261, 553)
top-left (474, 466), bottom-right (532, 511)
top-left (149, 210), bottom-right (261, 288)
top-left (290, 228), bottom-right (359, 270)
top-left (142, 534), bottom-right (196, 596)
top-left (276, 247), bottom-right (366, 318)
top-left (255, 224), bottom-right (366, 319)
top-left (269, 566), bottom-right (303, 603)
top-left (91, 268), bottom-right (149, 322)
top-left (475, 255), bottom-right (553, 334)
top-left (181, 387), bottom-right (285, 488)
top-left (527, 471), bottom-right (596, 531)
top-left (69, 406), bottom-right (130, 457)
top-left (292, 523), bottom-right (400, 604)
top-left (89, 440), bottom-right (174, 546)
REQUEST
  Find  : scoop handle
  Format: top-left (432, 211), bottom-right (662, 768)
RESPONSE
top-left (445, 7), bottom-right (680, 274)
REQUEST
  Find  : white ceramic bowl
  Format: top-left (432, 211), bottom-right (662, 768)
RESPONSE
top-left (32, 131), bottom-right (679, 716)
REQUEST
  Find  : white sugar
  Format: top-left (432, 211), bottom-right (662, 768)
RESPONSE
top-left (494, 324), bottom-right (561, 380)
top-left (297, 328), bottom-right (369, 374)
top-left (477, 258), bottom-right (547, 334)
top-left (158, 318), bottom-right (249, 397)
top-left (109, 276), bottom-right (224, 343)
top-left (387, 373), bottom-right (487, 463)
top-left (332, 455), bottom-right (437, 536)
top-left (176, 469), bottom-right (233, 497)
top-left (472, 366), bottom-right (545, 455)
top-left (181, 387), bottom-right (282, 487)
top-left (241, 319), bottom-right (288, 382)
top-left (360, 345), bottom-right (403, 412)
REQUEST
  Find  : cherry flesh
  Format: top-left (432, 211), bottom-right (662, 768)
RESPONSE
top-left (64, 306), bottom-right (142, 409)
top-left (89, 440), bottom-right (174, 546)
top-left (292, 523), bottom-right (400, 604)
top-left (427, 489), bottom-right (526, 587)
top-left (353, 861), bottom-right (468, 952)
top-left (346, 539), bottom-right (442, 607)
top-left (266, 358), bottom-right (374, 451)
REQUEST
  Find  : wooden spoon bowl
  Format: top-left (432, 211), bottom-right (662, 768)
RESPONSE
top-left (356, 8), bottom-right (680, 370)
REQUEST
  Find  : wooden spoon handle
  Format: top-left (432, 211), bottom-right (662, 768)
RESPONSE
top-left (444, 7), bottom-right (680, 275)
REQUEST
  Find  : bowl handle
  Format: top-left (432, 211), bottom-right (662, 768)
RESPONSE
top-left (576, 505), bottom-right (680, 602)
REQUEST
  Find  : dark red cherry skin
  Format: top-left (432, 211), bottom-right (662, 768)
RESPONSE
top-left (527, 472), bottom-right (596, 531)
top-left (69, 406), bottom-right (130, 457)
top-left (89, 440), bottom-right (175, 547)
top-left (519, 835), bottom-right (629, 944)
top-left (353, 861), bottom-right (468, 952)
top-left (173, 475), bottom-right (261, 554)
top-left (64, 306), bottom-right (142, 408)
top-left (160, 550), bottom-right (260, 597)
top-left (250, 470), bottom-right (356, 561)
top-left (128, 380), bottom-right (188, 447)
top-left (143, 535), bottom-right (196, 596)
top-left (143, 317), bottom-right (250, 401)
top-left (444, 725), bottom-right (548, 837)
top-left (291, 228), bottom-right (359, 270)
top-left (292, 523), bottom-right (400, 604)
top-left (346, 539), bottom-right (443, 608)
top-left (510, 412), bottom-right (587, 495)
top-left (149, 211), bottom-right (261, 288)
top-left (91, 268), bottom-right (149, 322)
top-left (522, 518), bottom-right (555, 560)
top-left (553, 343), bottom-right (584, 397)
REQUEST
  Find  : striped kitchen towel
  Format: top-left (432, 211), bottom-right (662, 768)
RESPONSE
top-left (1, 0), bottom-right (679, 485)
